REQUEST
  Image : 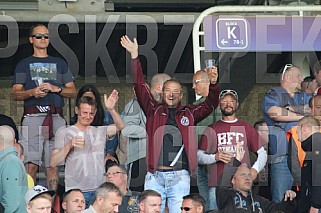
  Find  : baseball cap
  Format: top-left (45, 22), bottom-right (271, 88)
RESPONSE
top-left (219, 89), bottom-right (238, 101)
top-left (25, 185), bottom-right (55, 204)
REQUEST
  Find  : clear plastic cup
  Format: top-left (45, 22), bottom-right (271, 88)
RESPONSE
top-left (77, 131), bottom-right (85, 148)
top-left (205, 59), bottom-right (216, 68)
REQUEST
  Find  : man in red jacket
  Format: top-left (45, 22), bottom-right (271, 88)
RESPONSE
top-left (121, 35), bottom-right (219, 213)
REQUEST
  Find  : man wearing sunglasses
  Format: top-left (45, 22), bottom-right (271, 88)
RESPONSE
top-left (12, 24), bottom-right (77, 192)
top-left (262, 64), bottom-right (311, 203)
top-left (180, 194), bottom-right (205, 213)
top-left (198, 89), bottom-right (267, 211)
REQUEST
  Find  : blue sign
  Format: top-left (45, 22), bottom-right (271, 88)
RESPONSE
top-left (216, 18), bottom-right (248, 49)
top-left (204, 16), bottom-right (321, 51)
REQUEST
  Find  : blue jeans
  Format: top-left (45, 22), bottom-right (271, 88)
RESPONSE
top-left (196, 165), bottom-right (209, 211)
top-left (144, 170), bottom-right (190, 213)
top-left (208, 187), bottom-right (218, 210)
top-left (270, 157), bottom-right (293, 203)
top-left (83, 191), bottom-right (96, 209)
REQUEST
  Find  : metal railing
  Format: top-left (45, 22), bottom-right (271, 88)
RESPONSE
top-left (192, 5), bottom-right (321, 72)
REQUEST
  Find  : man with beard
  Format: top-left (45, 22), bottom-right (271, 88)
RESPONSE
top-left (198, 89), bottom-right (267, 211)
top-left (262, 64), bottom-right (310, 203)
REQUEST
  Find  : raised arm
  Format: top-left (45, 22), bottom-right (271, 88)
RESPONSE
top-left (120, 35), bottom-right (138, 59)
top-left (193, 71), bottom-right (219, 123)
top-left (120, 35), bottom-right (144, 85)
top-left (120, 35), bottom-right (157, 116)
top-left (104, 90), bottom-right (124, 138)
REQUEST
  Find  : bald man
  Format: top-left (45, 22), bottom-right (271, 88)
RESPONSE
top-left (121, 73), bottom-right (171, 192)
top-left (0, 125), bottom-right (28, 213)
top-left (193, 69), bottom-right (220, 211)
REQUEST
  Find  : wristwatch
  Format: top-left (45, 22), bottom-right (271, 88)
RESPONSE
top-left (57, 86), bottom-right (63, 94)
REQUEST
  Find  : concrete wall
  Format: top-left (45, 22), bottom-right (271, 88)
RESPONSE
top-left (3, 77), bottom-right (273, 127)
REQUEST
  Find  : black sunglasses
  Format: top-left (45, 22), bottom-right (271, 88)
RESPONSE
top-left (31, 33), bottom-right (49, 39)
top-left (180, 207), bottom-right (194, 211)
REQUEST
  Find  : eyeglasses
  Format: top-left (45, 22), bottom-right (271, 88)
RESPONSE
top-left (180, 207), bottom-right (194, 211)
top-left (281, 64), bottom-right (292, 80)
top-left (31, 33), bottom-right (49, 39)
top-left (219, 89), bottom-right (238, 100)
top-left (104, 171), bottom-right (125, 176)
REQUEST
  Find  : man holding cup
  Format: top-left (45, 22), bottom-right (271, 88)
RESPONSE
top-left (50, 91), bottom-right (124, 207)
top-left (193, 59), bottom-right (220, 211)
top-left (197, 89), bottom-right (267, 211)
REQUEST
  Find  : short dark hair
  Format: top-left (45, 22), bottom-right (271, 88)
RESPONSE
top-left (163, 79), bottom-right (183, 93)
top-left (253, 119), bottom-right (266, 130)
top-left (62, 188), bottom-right (83, 202)
top-left (139, 190), bottom-right (161, 204)
top-left (76, 96), bottom-right (97, 108)
top-left (182, 193), bottom-right (205, 208)
top-left (75, 85), bottom-right (105, 126)
top-left (309, 94), bottom-right (321, 108)
top-left (29, 24), bottom-right (47, 36)
top-left (303, 76), bottom-right (315, 82)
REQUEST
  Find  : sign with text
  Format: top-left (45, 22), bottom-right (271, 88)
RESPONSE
top-left (216, 18), bottom-right (248, 49)
top-left (204, 15), bottom-right (321, 51)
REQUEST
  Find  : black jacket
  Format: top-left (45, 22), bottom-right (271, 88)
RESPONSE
top-left (300, 132), bottom-right (321, 209)
top-left (216, 159), bottom-right (296, 213)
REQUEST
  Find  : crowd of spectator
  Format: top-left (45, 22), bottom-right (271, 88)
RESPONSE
top-left (1, 24), bottom-right (321, 213)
